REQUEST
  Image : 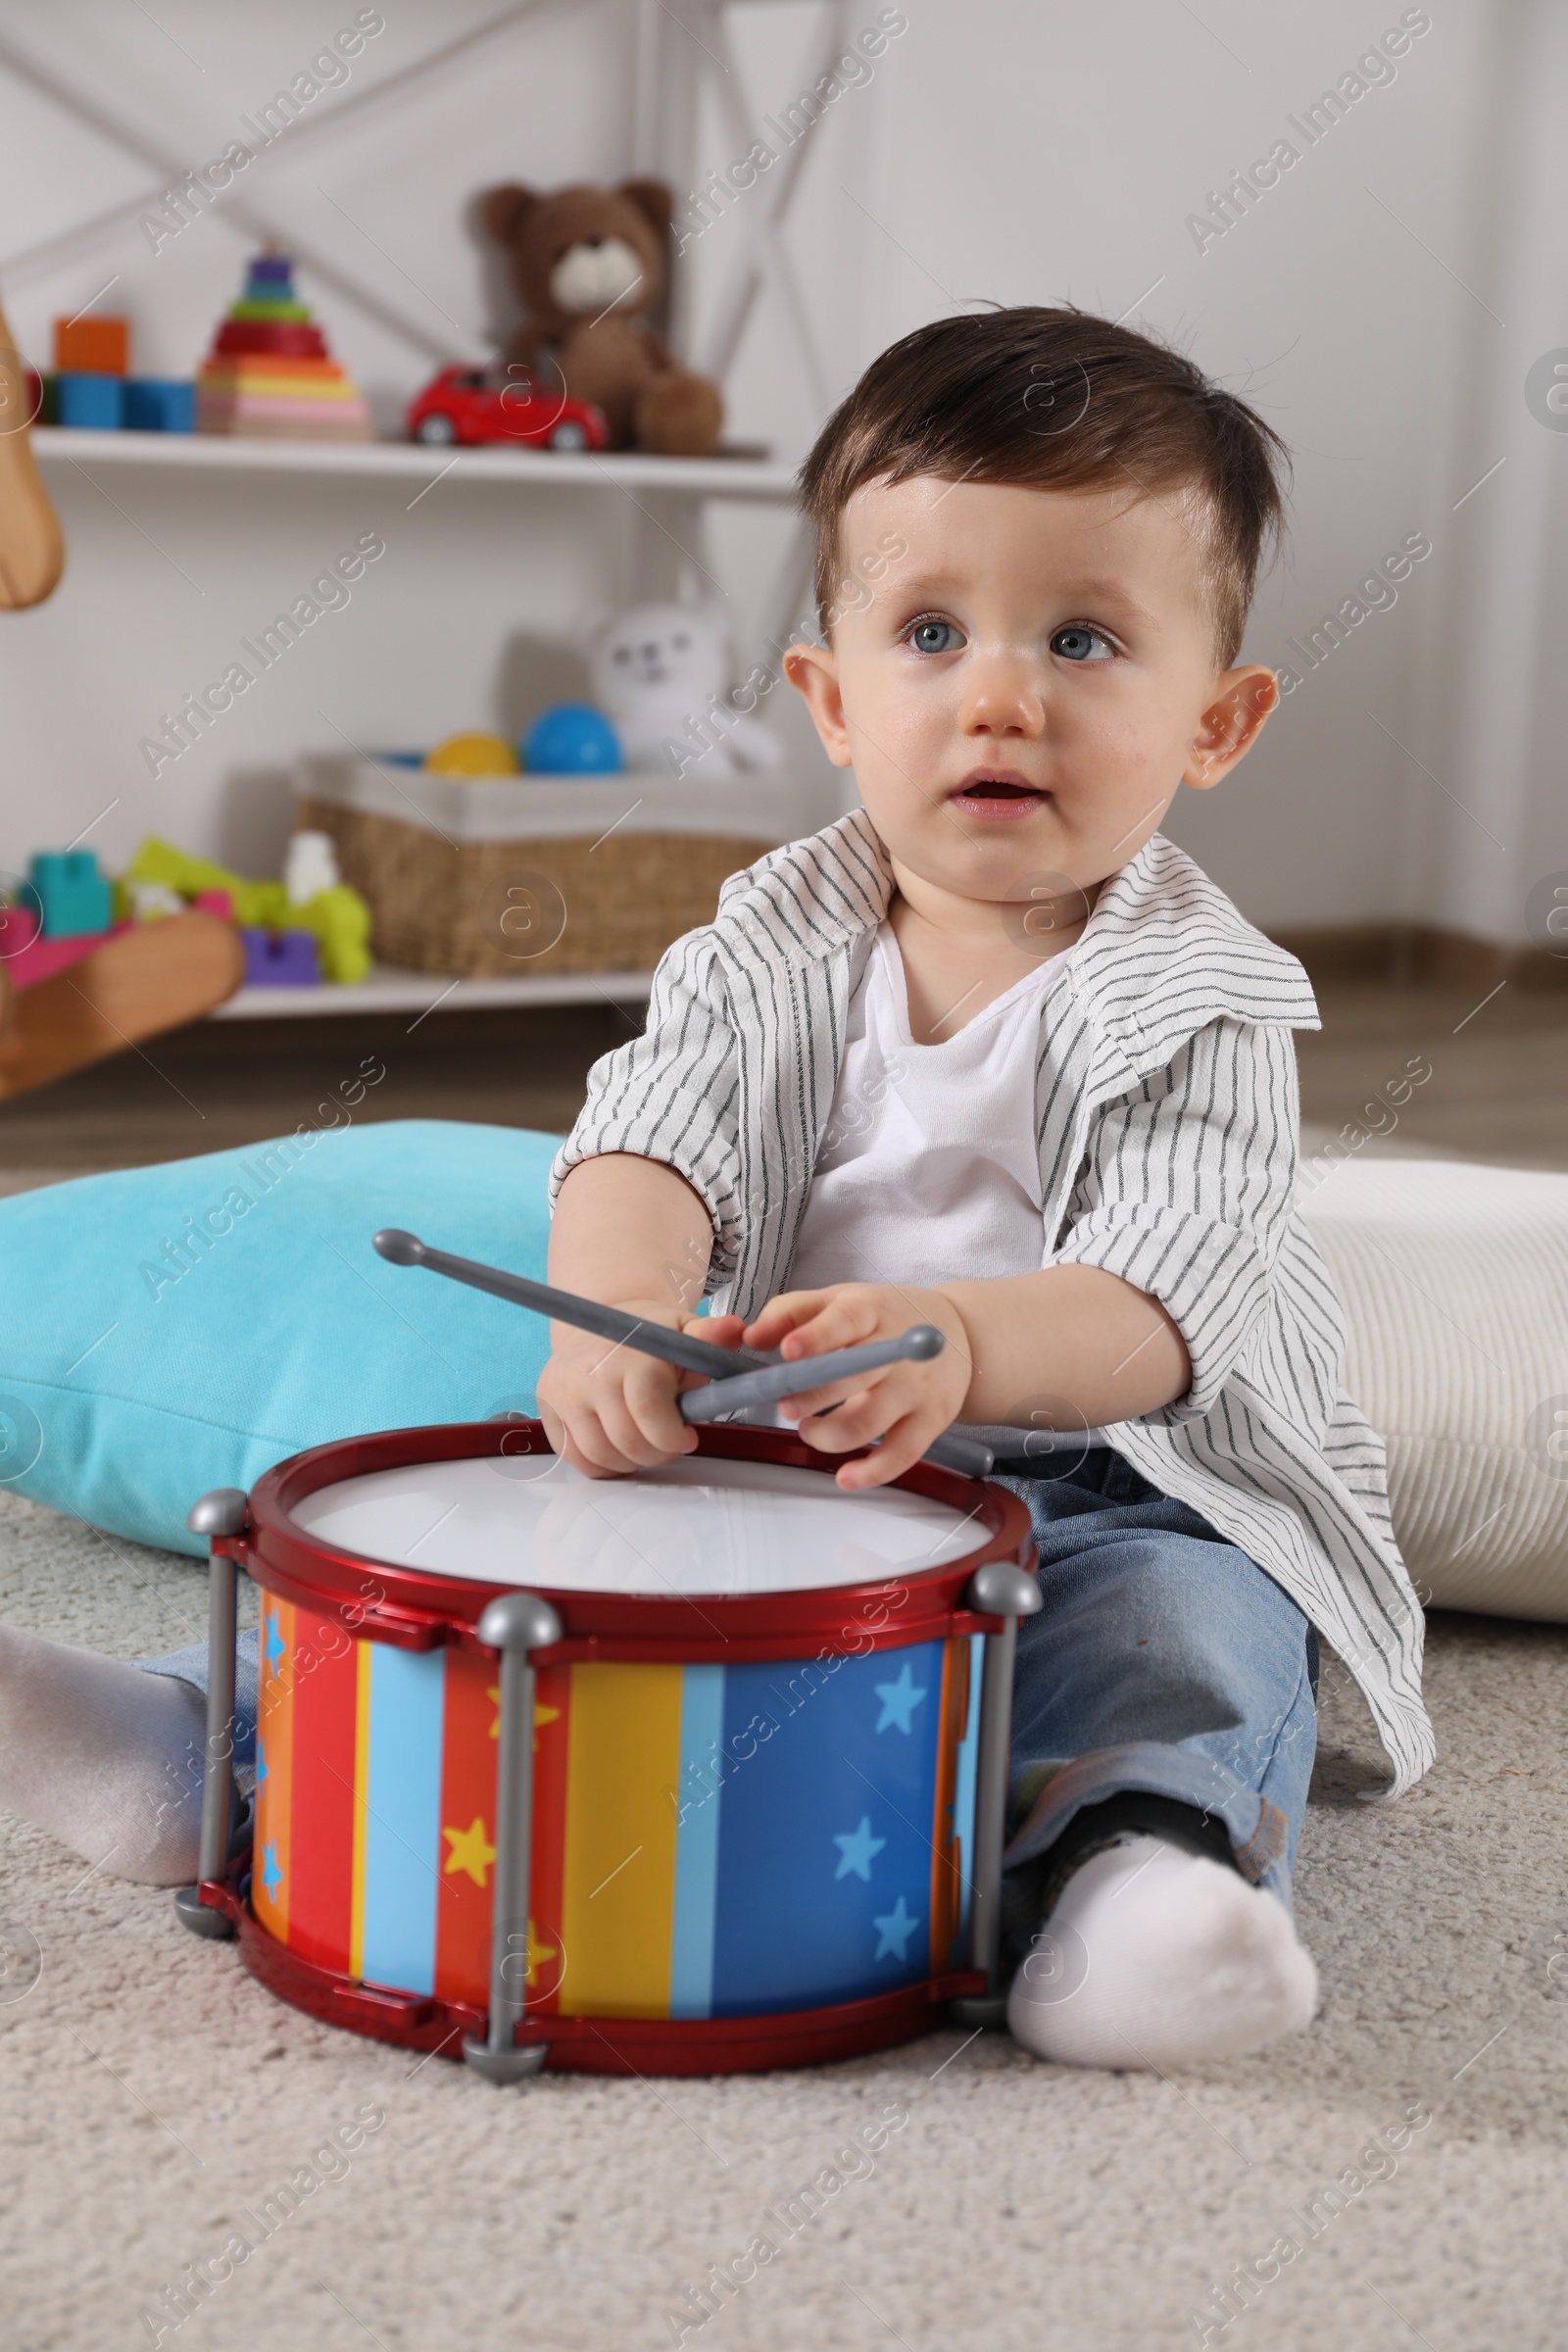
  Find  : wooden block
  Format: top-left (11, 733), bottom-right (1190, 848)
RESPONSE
top-left (0, 912), bottom-right (245, 1102)
top-left (53, 316), bottom-right (129, 374)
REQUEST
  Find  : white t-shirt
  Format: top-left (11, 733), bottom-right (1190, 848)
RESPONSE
top-left (790, 920), bottom-right (1055, 1294)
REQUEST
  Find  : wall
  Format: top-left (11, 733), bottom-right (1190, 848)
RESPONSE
top-left (817, 0), bottom-right (1509, 937)
top-left (689, 0), bottom-right (1559, 944)
top-left (0, 0), bottom-right (1555, 943)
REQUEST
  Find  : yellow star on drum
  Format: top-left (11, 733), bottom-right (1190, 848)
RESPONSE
top-left (525, 1920), bottom-right (558, 1986)
top-left (485, 1686), bottom-right (562, 1748)
top-left (442, 1815), bottom-right (497, 1887)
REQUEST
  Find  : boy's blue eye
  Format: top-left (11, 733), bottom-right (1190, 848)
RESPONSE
top-left (905, 617), bottom-right (963, 655)
top-left (1052, 625), bottom-right (1115, 663)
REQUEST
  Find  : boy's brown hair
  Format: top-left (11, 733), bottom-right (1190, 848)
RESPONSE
top-left (796, 305), bottom-right (1290, 668)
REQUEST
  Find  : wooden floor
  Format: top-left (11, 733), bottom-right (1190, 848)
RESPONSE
top-left (1295, 975), bottom-right (1568, 1172)
top-left (1, 974), bottom-right (1565, 1184)
top-left (0, 1002), bottom-right (635, 1184)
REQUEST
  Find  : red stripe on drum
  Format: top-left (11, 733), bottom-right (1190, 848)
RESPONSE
top-left (928, 1637), bottom-right (965, 1976)
top-left (527, 1661), bottom-right (571, 2014)
top-left (285, 1606), bottom-right (360, 1975)
top-left (253, 1592), bottom-right (295, 1943)
top-left (433, 1647), bottom-right (500, 2009)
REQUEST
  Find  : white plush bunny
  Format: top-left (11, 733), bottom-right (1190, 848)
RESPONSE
top-left (588, 600), bottom-right (784, 779)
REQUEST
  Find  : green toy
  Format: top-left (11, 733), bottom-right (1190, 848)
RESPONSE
top-left (124, 838), bottom-right (372, 984)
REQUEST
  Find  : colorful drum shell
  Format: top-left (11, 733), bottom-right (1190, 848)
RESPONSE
top-left (252, 1600), bottom-right (982, 2022)
top-left (222, 1421), bottom-right (1036, 2074)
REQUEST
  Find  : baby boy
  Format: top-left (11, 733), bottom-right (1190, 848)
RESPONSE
top-left (0, 306), bottom-right (1432, 2074)
top-left (537, 304), bottom-right (1433, 2070)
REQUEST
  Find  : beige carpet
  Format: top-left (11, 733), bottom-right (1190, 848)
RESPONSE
top-left (3, 1487), bottom-right (1567, 2351)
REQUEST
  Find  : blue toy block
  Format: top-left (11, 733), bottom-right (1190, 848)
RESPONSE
top-left (28, 850), bottom-right (114, 939)
top-left (56, 371), bottom-right (125, 429)
top-left (238, 927), bottom-right (320, 987)
top-left (123, 378), bottom-right (195, 433)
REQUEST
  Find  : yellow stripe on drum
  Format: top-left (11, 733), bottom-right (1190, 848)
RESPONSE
top-left (348, 1637), bottom-right (372, 1982)
top-left (559, 1663), bottom-right (683, 2018)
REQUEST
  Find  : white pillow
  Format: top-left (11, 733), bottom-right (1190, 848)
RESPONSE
top-left (1298, 1157), bottom-right (1568, 1618)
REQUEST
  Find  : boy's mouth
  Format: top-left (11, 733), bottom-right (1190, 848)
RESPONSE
top-left (949, 769), bottom-right (1051, 818)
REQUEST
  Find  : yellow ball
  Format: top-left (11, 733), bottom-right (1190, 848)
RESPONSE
top-left (424, 731), bottom-right (518, 777)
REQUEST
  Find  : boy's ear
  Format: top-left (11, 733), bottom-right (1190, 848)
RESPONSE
top-left (1184, 663), bottom-right (1278, 791)
top-left (783, 639), bottom-right (854, 768)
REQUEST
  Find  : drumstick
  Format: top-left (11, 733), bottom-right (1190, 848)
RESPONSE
top-left (372, 1229), bottom-right (995, 1478)
top-left (678, 1327), bottom-right (944, 1420)
top-left (679, 1332), bottom-right (998, 1476)
top-left (372, 1228), bottom-right (771, 1381)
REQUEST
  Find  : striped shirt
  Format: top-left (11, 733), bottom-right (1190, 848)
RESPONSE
top-left (553, 811), bottom-right (1433, 1797)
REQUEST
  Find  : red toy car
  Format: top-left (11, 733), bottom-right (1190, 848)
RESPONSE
top-left (406, 367), bottom-right (609, 452)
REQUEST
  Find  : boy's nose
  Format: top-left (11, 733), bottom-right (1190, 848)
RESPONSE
top-left (958, 653), bottom-right (1048, 737)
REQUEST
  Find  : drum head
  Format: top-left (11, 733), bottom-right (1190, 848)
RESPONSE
top-left (289, 1452), bottom-right (982, 1597)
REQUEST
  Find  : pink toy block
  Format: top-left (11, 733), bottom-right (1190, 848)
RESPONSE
top-left (4, 913), bottom-right (134, 993)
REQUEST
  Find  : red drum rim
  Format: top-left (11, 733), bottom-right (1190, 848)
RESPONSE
top-left (197, 1872), bottom-right (987, 2074)
top-left (232, 1419), bottom-right (1035, 1663)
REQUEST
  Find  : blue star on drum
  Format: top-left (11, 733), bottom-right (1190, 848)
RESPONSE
top-left (261, 1840), bottom-right (284, 1901)
top-left (873, 1895), bottom-right (919, 1963)
top-left (873, 1660), bottom-right (927, 1735)
top-left (833, 1815), bottom-right (886, 1881)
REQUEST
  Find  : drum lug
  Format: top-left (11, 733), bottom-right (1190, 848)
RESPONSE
top-left (464, 1590), bottom-right (564, 2085)
top-left (172, 1489), bottom-right (251, 1942)
top-left (172, 1884), bottom-right (235, 1941)
top-left (955, 1562), bottom-right (1044, 2026)
top-left (460, 2037), bottom-right (549, 2084)
top-left (947, 1989), bottom-right (1010, 2031)
top-left (186, 1487), bottom-right (249, 1541)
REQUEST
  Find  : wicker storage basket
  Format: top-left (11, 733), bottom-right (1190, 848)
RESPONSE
top-left (295, 757), bottom-right (835, 978)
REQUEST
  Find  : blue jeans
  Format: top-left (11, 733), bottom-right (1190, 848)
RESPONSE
top-left (992, 1447), bottom-right (1318, 1966)
top-left (139, 1628), bottom-right (260, 1777)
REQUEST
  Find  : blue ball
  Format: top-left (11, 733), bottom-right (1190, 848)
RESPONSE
top-left (520, 703), bottom-right (622, 775)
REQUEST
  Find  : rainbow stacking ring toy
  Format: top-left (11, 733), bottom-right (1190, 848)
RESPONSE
top-left (196, 251), bottom-right (372, 440)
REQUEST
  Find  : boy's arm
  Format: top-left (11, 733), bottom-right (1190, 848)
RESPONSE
top-left (541, 926), bottom-right (747, 1475)
top-left (549, 927), bottom-right (746, 1282)
top-left (941, 1263), bottom-right (1190, 1428)
top-left (537, 1153), bottom-right (721, 1475)
top-left (745, 1265), bottom-right (1188, 1490)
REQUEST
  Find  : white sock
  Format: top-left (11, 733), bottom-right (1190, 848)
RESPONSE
top-left (0, 1622), bottom-right (209, 1885)
top-left (1007, 1833), bottom-right (1318, 2071)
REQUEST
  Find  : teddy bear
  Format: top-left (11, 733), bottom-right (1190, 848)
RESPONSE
top-left (481, 178), bottom-right (724, 457)
top-left (589, 601), bottom-right (784, 779)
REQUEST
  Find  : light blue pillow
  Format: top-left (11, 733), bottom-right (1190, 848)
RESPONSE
top-left (0, 1119), bottom-right (560, 1556)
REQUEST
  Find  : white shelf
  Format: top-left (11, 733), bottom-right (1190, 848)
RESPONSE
top-left (212, 962), bottom-right (656, 1021)
top-left (30, 426), bottom-right (798, 502)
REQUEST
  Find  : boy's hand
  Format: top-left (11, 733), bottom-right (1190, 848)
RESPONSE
top-left (742, 1284), bottom-right (974, 1492)
top-left (536, 1304), bottom-right (748, 1478)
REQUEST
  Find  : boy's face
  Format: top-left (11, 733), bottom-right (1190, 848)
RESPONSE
top-left (785, 474), bottom-right (1278, 911)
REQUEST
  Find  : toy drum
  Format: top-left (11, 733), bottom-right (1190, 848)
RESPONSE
top-left (177, 1421), bottom-right (1039, 2079)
